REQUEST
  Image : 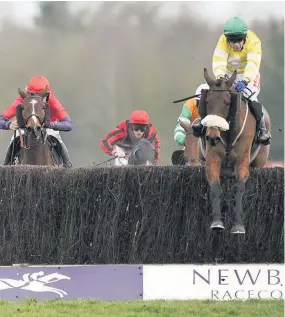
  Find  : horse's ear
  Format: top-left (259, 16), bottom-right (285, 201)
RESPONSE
top-left (204, 68), bottom-right (215, 86)
top-left (18, 88), bottom-right (27, 99)
top-left (43, 93), bottom-right (50, 103)
top-left (227, 70), bottom-right (237, 88)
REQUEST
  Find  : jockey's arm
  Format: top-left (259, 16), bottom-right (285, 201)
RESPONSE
top-left (0, 115), bottom-right (12, 130)
top-left (50, 118), bottom-right (73, 131)
top-left (174, 101), bottom-right (192, 145)
top-left (100, 121), bottom-right (126, 156)
top-left (0, 96), bottom-right (23, 130)
top-left (149, 125), bottom-right (161, 163)
top-left (212, 34), bottom-right (229, 79)
top-left (48, 94), bottom-right (73, 131)
top-left (244, 35), bottom-right (262, 83)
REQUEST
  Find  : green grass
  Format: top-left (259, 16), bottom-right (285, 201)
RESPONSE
top-left (0, 299), bottom-right (283, 317)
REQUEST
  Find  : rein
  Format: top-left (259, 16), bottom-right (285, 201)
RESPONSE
top-left (18, 129), bottom-right (24, 148)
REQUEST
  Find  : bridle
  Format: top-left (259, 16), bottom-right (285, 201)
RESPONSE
top-left (18, 95), bottom-right (49, 149)
top-left (196, 87), bottom-right (249, 155)
top-left (21, 95), bottom-right (47, 127)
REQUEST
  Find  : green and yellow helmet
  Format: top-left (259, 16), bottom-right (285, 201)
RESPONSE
top-left (224, 17), bottom-right (248, 41)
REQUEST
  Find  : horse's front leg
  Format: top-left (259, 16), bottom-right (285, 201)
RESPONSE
top-left (206, 152), bottom-right (224, 231)
top-left (231, 154), bottom-right (250, 234)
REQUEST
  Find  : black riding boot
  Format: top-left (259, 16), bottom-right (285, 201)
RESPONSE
top-left (258, 115), bottom-right (271, 145)
top-left (3, 141), bottom-right (15, 165)
top-left (248, 101), bottom-right (271, 145)
top-left (61, 142), bottom-right (73, 168)
top-left (4, 149), bottom-right (12, 165)
top-left (191, 118), bottom-right (205, 138)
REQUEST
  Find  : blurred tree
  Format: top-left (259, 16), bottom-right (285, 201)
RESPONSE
top-left (35, 1), bottom-right (83, 32)
top-left (0, 2), bottom-right (282, 166)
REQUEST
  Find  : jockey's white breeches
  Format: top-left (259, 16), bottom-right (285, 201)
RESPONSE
top-left (225, 70), bottom-right (260, 102)
top-left (10, 129), bottom-right (62, 143)
top-left (112, 144), bottom-right (129, 166)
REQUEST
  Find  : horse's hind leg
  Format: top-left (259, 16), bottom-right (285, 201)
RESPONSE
top-left (231, 154), bottom-right (250, 234)
top-left (251, 144), bottom-right (270, 168)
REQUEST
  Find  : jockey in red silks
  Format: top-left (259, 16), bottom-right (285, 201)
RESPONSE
top-left (0, 76), bottom-right (73, 167)
top-left (100, 110), bottom-right (161, 165)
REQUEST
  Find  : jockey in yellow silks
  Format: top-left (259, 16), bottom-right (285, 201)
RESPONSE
top-left (193, 16), bottom-right (271, 145)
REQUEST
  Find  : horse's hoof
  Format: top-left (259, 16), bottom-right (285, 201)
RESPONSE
top-left (210, 220), bottom-right (225, 231)
top-left (230, 224), bottom-right (246, 234)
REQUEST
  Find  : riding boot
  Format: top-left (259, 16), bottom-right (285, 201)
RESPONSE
top-left (3, 141), bottom-right (15, 165)
top-left (191, 117), bottom-right (205, 138)
top-left (4, 149), bottom-right (12, 165)
top-left (248, 101), bottom-right (271, 145)
top-left (258, 115), bottom-right (271, 145)
top-left (60, 142), bottom-right (73, 168)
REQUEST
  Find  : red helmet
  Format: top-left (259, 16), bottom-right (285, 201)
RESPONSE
top-left (26, 76), bottom-right (51, 93)
top-left (129, 110), bottom-right (150, 125)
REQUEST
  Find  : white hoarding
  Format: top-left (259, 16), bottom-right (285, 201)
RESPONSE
top-left (143, 264), bottom-right (284, 300)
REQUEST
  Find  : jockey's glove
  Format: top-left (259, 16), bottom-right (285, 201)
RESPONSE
top-left (235, 80), bottom-right (248, 92)
top-left (43, 122), bottom-right (54, 129)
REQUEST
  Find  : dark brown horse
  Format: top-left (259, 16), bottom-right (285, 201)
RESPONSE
top-left (14, 87), bottom-right (60, 166)
top-left (171, 133), bottom-right (202, 166)
top-left (180, 68), bottom-right (271, 234)
top-left (128, 139), bottom-right (158, 165)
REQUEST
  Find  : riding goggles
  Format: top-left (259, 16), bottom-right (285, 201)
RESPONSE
top-left (227, 36), bottom-right (245, 43)
top-left (132, 124), bottom-right (148, 132)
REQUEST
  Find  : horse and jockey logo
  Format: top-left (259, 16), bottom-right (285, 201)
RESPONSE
top-left (0, 271), bottom-right (71, 298)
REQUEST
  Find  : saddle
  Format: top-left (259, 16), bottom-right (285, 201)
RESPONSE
top-left (5, 135), bottom-right (63, 166)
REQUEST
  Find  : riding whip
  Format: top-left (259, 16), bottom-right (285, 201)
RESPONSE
top-left (173, 93), bottom-right (201, 103)
top-left (93, 157), bottom-right (117, 167)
